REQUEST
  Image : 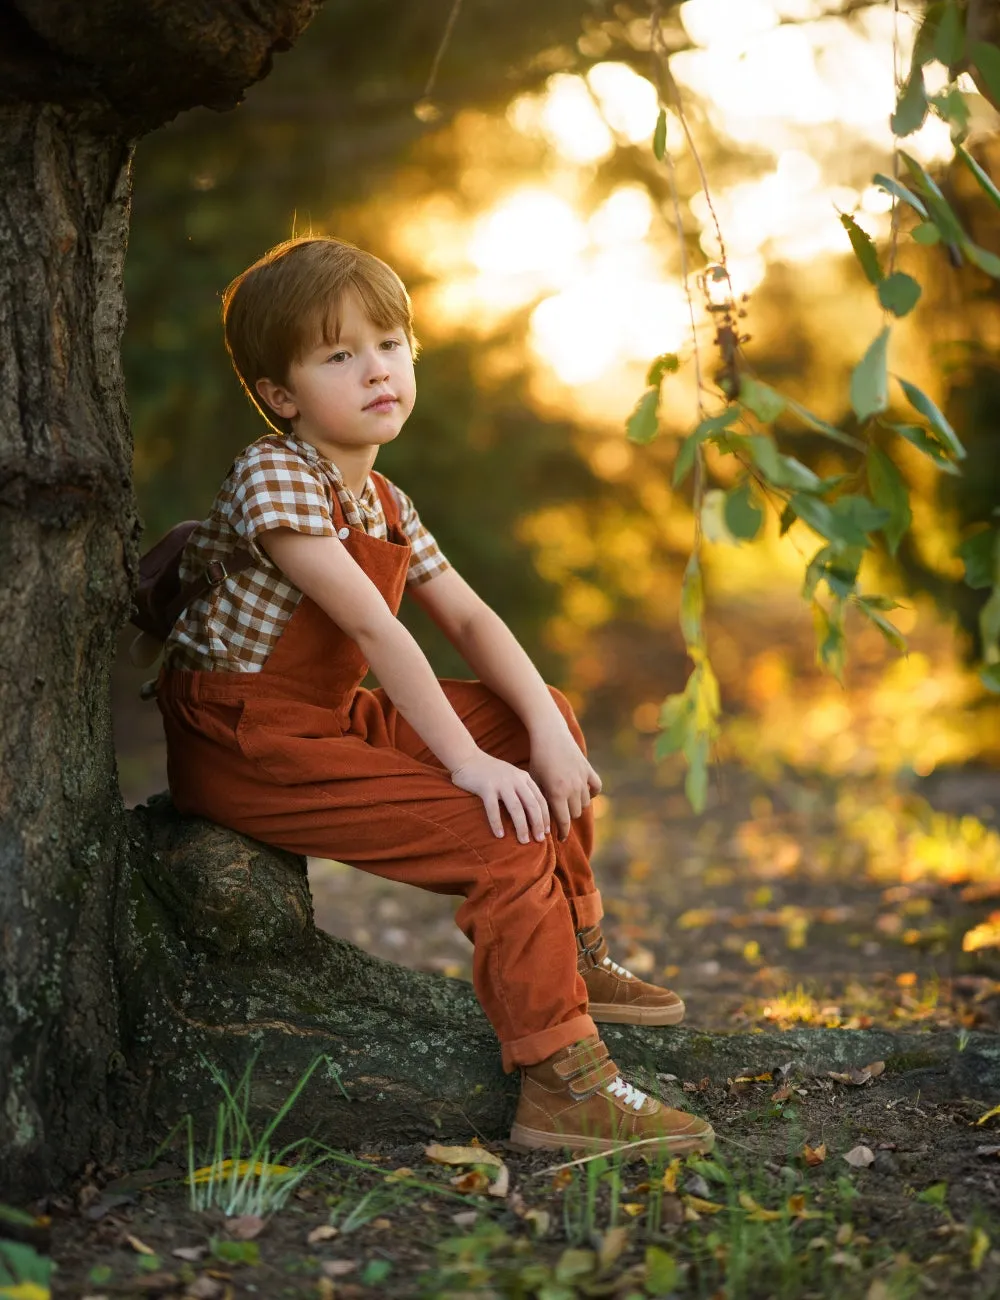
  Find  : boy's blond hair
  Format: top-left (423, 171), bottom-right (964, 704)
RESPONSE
top-left (222, 236), bottom-right (418, 431)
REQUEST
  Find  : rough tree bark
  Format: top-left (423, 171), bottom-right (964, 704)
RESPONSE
top-left (0, 0), bottom-right (322, 1200)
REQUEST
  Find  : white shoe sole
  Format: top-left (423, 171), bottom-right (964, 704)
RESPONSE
top-left (509, 1121), bottom-right (714, 1156)
top-left (588, 1000), bottom-right (686, 1025)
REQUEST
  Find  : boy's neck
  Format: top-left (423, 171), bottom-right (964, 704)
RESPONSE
top-left (293, 430), bottom-right (378, 496)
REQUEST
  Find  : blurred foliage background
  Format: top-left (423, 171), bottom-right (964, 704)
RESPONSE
top-left (121, 0), bottom-right (1000, 790)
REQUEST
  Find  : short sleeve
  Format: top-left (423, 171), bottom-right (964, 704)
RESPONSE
top-left (391, 484), bottom-right (451, 586)
top-left (231, 444), bottom-right (336, 562)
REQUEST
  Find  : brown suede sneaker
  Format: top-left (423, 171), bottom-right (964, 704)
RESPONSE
top-left (576, 925), bottom-right (685, 1026)
top-left (510, 1035), bottom-right (714, 1156)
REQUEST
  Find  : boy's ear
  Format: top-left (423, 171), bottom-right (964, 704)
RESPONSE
top-left (255, 376), bottom-right (298, 420)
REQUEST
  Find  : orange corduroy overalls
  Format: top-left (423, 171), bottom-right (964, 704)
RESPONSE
top-left (157, 473), bottom-right (603, 1070)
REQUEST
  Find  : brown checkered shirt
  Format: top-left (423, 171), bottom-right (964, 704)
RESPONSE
top-left (164, 434), bottom-right (450, 672)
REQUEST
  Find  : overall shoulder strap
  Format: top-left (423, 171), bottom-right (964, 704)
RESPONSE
top-left (370, 471), bottom-right (404, 531)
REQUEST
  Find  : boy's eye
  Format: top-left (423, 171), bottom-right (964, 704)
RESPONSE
top-left (380, 339), bottom-right (401, 351)
top-left (328, 351), bottom-right (349, 363)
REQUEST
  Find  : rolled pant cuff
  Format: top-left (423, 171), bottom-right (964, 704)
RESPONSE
top-left (568, 890), bottom-right (603, 930)
top-left (501, 1013), bottom-right (598, 1073)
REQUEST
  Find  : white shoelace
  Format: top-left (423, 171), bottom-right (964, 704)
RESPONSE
top-left (605, 1075), bottom-right (648, 1111)
top-left (602, 954), bottom-right (635, 979)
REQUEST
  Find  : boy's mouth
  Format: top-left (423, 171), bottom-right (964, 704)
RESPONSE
top-left (363, 394), bottom-right (398, 413)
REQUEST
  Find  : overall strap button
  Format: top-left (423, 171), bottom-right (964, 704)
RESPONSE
top-left (337, 527), bottom-right (350, 540)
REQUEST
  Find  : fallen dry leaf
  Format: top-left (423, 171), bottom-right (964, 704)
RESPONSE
top-left (975, 1145), bottom-right (1000, 1158)
top-left (172, 1245), bottom-right (208, 1262)
top-left (424, 1142), bottom-right (503, 1168)
top-left (125, 1233), bottom-right (157, 1255)
top-left (842, 1145), bottom-right (875, 1169)
top-left (523, 1207), bottom-right (550, 1236)
top-left (383, 1166), bottom-right (415, 1183)
top-left (598, 1224), bottom-right (630, 1269)
top-left (322, 1259), bottom-right (359, 1278)
top-left (771, 1084), bottom-right (793, 1102)
top-left (185, 1277), bottom-right (225, 1300)
top-left (829, 1250), bottom-right (862, 1270)
top-left (307, 1225), bottom-right (339, 1245)
top-left (451, 1210), bottom-right (478, 1227)
top-left (802, 1142), bottom-right (827, 1166)
top-left (787, 1194), bottom-right (821, 1220)
top-left (662, 1158), bottom-right (681, 1193)
top-left (738, 1191), bottom-right (781, 1221)
top-left (371, 1217), bottom-right (392, 1229)
top-left (728, 1077), bottom-right (753, 1097)
top-left (132, 1272), bottom-right (179, 1291)
top-left (551, 1169), bottom-right (573, 1191)
top-left (975, 1103), bottom-right (1000, 1126)
top-left (226, 1215), bottom-right (265, 1240)
top-left (487, 1164), bottom-right (510, 1198)
top-left (683, 1076), bottom-right (711, 1093)
top-left (451, 1170), bottom-right (490, 1194)
top-left (621, 1202), bottom-right (646, 1217)
top-left (684, 1195), bottom-right (724, 1215)
top-left (865, 1060), bottom-right (886, 1079)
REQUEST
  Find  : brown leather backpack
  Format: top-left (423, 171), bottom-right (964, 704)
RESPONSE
top-left (131, 520), bottom-right (254, 642)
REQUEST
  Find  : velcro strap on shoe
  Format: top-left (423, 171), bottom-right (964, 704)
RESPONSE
top-left (553, 1040), bottom-right (621, 1098)
top-left (567, 1056), bottom-right (621, 1099)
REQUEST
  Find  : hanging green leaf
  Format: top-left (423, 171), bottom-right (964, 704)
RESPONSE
top-left (877, 271), bottom-right (922, 318)
top-left (779, 503), bottom-right (796, 536)
top-left (673, 409), bottom-right (739, 485)
top-left (972, 41), bottom-right (1000, 109)
top-left (873, 173), bottom-right (929, 219)
top-left (626, 388), bottom-right (660, 445)
top-left (739, 375), bottom-right (786, 423)
top-left (929, 86), bottom-right (970, 141)
top-left (839, 213), bottom-right (882, 284)
top-left (956, 145), bottom-right (1000, 213)
top-left (958, 529), bottom-right (999, 589)
top-left (784, 396), bottom-right (865, 450)
top-left (965, 241), bottom-right (1000, 278)
top-left (892, 70), bottom-right (928, 136)
top-left (746, 434), bottom-right (781, 481)
top-left (855, 597), bottom-right (908, 652)
top-left (655, 693), bottom-right (692, 758)
top-left (812, 600), bottom-right (846, 683)
top-left (933, 2), bottom-right (965, 66)
top-left (803, 545), bottom-right (861, 601)
top-left (773, 455), bottom-right (822, 493)
top-left (647, 352), bottom-right (680, 386)
top-left (895, 377), bottom-right (966, 459)
top-left (850, 327), bottom-right (890, 422)
top-left (899, 151), bottom-right (967, 247)
top-left (888, 421), bottom-right (961, 474)
top-left (980, 664), bottom-right (1000, 693)
top-left (867, 446), bottom-right (912, 554)
top-left (653, 108), bottom-right (667, 161)
top-left (830, 494), bottom-right (891, 546)
top-left (911, 221), bottom-right (942, 245)
top-left (979, 587), bottom-right (1000, 662)
top-left (790, 491), bottom-right (842, 543)
top-left (684, 731), bottom-right (710, 813)
top-left (724, 482), bottom-right (763, 541)
top-left (680, 554), bottom-right (704, 649)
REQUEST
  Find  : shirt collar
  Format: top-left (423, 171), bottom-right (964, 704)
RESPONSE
top-left (285, 435), bottom-right (378, 509)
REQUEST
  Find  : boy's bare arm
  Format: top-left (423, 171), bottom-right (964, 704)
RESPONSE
top-left (257, 528), bottom-right (550, 842)
top-left (409, 569), bottom-right (602, 839)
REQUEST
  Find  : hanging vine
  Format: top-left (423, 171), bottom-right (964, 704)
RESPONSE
top-left (628, 0), bottom-right (1000, 811)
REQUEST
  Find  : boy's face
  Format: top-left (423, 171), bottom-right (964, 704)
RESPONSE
top-left (256, 289), bottom-right (416, 460)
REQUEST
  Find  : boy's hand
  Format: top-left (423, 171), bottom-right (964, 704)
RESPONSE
top-left (528, 723), bottom-right (602, 841)
top-left (450, 752), bottom-right (551, 844)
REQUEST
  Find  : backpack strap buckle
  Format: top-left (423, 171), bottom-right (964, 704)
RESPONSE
top-left (205, 559), bottom-right (230, 585)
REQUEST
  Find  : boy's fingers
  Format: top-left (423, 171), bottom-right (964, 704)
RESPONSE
top-left (526, 778), bottom-right (551, 837)
top-left (503, 790), bottom-right (531, 844)
top-left (484, 794), bottom-right (504, 838)
top-left (553, 798), bottom-right (571, 841)
top-left (588, 766), bottom-right (602, 794)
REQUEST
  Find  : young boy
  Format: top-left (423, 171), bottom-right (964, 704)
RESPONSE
top-left (157, 236), bottom-right (714, 1155)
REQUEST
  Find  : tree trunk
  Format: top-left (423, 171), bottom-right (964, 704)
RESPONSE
top-left (0, 103), bottom-right (135, 1197)
top-left (0, 0), bottom-right (323, 1199)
